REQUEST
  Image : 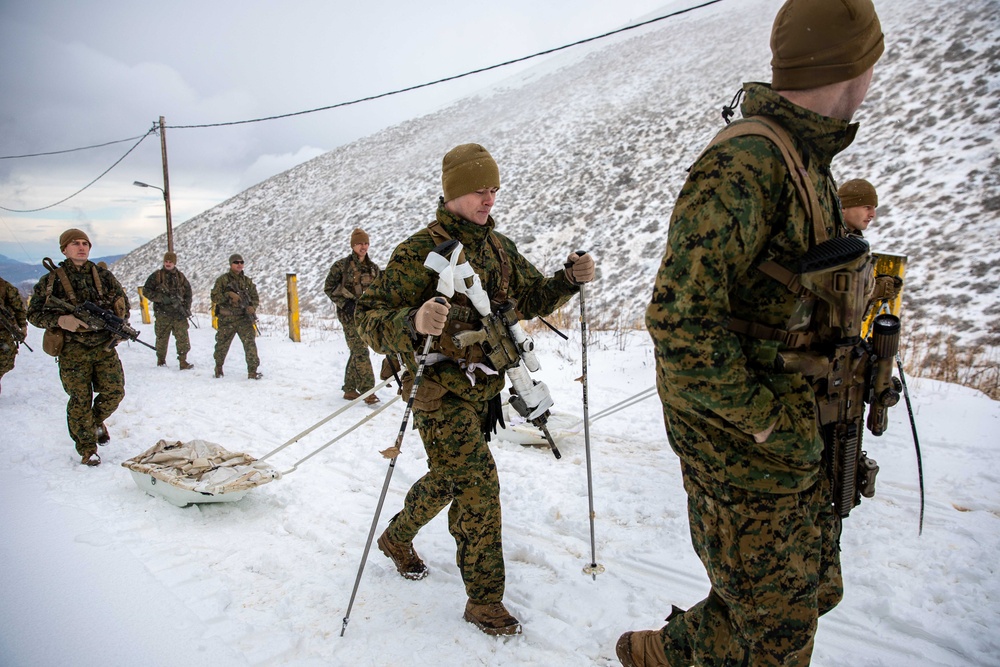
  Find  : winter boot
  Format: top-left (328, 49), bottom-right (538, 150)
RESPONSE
top-left (344, 390), bottom-right (361, 400)
top-left (96, 423), bottom-right (110, 445)
top-left (248, 371), bottom-right (263, 380)
top-left (81, 451), bottom-right (102, 467)
top-left (616, 631), bottom-right (670, 667)
top-left (157, 357), bottom-right (166, 367)
top-left (178, 355), bottom-right (194, 370)
top-left (364, 394), bottom-right (381, 405)
top-left (463, 600), bottom-right (522, 637)
top-left (376, 529), bottom-right (428, 580)
top-left (214, 365), bottom-right (224, 378)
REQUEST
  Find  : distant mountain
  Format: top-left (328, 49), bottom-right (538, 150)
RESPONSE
top-left (111, 0), bottom-right (999, 351)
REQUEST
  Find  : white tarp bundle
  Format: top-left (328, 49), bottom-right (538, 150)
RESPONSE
top-left (122, 439), bottom-right (280, 500)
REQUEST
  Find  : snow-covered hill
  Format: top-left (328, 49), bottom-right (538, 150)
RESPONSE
top-left (112, 0), bottom-right (1000, 351)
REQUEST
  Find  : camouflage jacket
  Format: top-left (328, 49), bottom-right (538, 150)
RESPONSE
top-left (1, 276), bottom-right (27, 342)
top-left (27, 260), bottom-right (130, 348)
top-left (143, 267), bottom-right (193, 319)
top-left (357, 202), bottom-right (579, 404)
top-left (645, 82), bottom-right (858, 494)
top-left (211, 270), bottom-right (259, 319)
top-left (324, 252), bottom-right (380, 321)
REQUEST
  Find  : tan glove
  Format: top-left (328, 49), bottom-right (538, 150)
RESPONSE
top-left (872, 275), bottom-right (903, 302)
top-left (58, 314), bottom-right (89, 332)
top-left (246, 306), bottom-right (256, 315)
top-left (228, 292), bottom-right (241, 305)
top-left (566, 252), bottom-right (595, 284)
top-left (413, 298), bottom-right (450, 336)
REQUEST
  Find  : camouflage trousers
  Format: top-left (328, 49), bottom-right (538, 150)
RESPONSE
top-left (385, 392), bottom-right (505, 603)
top-left (659, 470), bottom-right (843, 666)
top-left (154, 313), bottom-right (191, 362)
top-left (214, 316), bottom-right (259, 373)
top-left (340, 316), bottom-right (374, 394)
top-left (58, 341), bottom-right (125, 456)
top-left (0, 335), bottom-right (17, 379)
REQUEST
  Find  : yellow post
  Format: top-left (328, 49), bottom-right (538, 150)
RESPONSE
top-left (138, 286), bottom-right (151, 324)
top-left (286, 273), bottom-right (301, 342)
top-left (862, 252), bottom-right (908, 338)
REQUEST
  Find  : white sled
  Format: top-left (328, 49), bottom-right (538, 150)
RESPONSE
top-left (122, 439), bottom-right (281, 507)
top-left (122, 380), bottom-right (400, 507)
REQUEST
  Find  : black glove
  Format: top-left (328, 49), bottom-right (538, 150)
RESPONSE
top-left (341, 299), bottom-right (356, 316)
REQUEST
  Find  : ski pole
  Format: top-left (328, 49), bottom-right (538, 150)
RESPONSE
top-left (341, 302), bottom-right (442, 637)
top-left (572, 252), bottom-right (604, 579)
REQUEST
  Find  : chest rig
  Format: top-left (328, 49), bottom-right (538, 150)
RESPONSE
top-left (425, 220), bottom-right (513, 368)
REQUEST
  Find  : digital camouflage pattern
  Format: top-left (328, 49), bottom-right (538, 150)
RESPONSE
top-left (324, 252), bottom-right (380, 395)
top-left (643, 83), bottom-right (858, 665)
top-left (0, 276), bottom-right (28, 381)
top-left (211, 269), bottom-right (259, 373)
top-left (143, 267), bottom-right (193, 362)
top-left (357, 201), bottom-right (578, 603)
top-left (26, 260), bottom-right (130, 456)
top-left (384, 393), bottom-right (506, 603)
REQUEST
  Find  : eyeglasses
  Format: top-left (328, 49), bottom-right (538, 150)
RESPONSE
top-left (231, 260), bottom-right (244, 264)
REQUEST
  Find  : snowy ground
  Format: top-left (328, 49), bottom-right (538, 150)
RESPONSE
top-left (1, 312), bottom-right (998, 666)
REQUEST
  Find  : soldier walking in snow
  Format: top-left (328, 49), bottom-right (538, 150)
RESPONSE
top-left (143, 251), bottom-right (194, 370)
top-left (356, 143), bottom-right (595, 636)
top-left (324, 228), bottom-right (381, 403)
top-left (211, 254), bottom-right (262, 380)
top-left (26, 229), bottom-right (130, 466)
top-left (623, 0), bottom-right (886, 665)
top-left (0, 274), bottom-right (28, 395)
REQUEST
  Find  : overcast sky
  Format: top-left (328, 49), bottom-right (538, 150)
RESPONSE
top-left (0, 0), bottom-right (679, 264)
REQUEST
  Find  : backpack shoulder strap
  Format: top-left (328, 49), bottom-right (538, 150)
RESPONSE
top-left (42, 257), bottom-right (77, 304)
top-left (707, 116), bottom-right (828, 245)
top-left (427, 220), bottom-right (511, 301)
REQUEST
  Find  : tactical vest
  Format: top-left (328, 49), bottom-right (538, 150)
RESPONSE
top-left (706, 116), bottom-right (873, 349)
top-left (424, 219), bottom-right (513, 366)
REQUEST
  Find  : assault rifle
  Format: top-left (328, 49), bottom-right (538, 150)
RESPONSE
top-left (775, 237), bottom-right (902, 519)
top-left (0, 302), bottom-right (32, 352)
top-left (47, 296), bottom-right (156, 350)
top-left (227, 286), bottom-right (258, 323)
top-left (424, 240), bottom-right (562, 459)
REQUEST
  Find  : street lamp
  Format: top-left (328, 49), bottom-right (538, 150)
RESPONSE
top-left (134, 180), bottom-right (174, 253)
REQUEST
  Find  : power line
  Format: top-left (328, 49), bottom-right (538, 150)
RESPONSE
top-left (168, 0), bottom-right (725, 130)
top-left (0, 134), bottom-right (153, 160)
top-left (0, 130), bottom-right (155, 213)
top-left (0, 1), bottom-right (725, 210)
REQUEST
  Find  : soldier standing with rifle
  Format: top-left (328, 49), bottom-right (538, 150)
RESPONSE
top-left (143, 251), bottom-right (194, 370)
top-left (324, 228), bottom-right (381, 403)
top-left (621, 1), bottom-right (891, 665)
top-left (211, 254), bottom-right (262, 380)
top-left (0, 274), bottom-right (29, 396)
top-left (26, 229), bottom-right (130, 466)
top-left (356, 143), bottom-right (595, 637)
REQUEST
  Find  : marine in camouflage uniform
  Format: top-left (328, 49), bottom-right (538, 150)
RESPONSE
top-left (142, 251), bottom-right (194, 369)
top-left (211, 254), bottom-right (261, 379)
top-left (620, 2), bottom-right (885, 665)
top-left (357, 144), bottom-right (595, 636)
top-left (26, 229), bottom-right (129, 466)
top-left (0, 275), bottom-right (28, 393)
top-left (324, 228), bottom-right (380, 402)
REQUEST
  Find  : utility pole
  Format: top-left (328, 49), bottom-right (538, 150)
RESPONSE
top-left (159, 116), bottom-right (174, 253)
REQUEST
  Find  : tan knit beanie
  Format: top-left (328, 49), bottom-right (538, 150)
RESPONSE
top-left (350, 228), bottom-right (370, 246)
top-left (441, 144), bottom-right (500, 202)
top-left (838, 178), bottom-right (878, 208)
top-left (771, 0), bottom-right (885, 90)
top-left (59, 228), bottom-right (91, 251)
top-left (164, 251), bottom-right (178, 263)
